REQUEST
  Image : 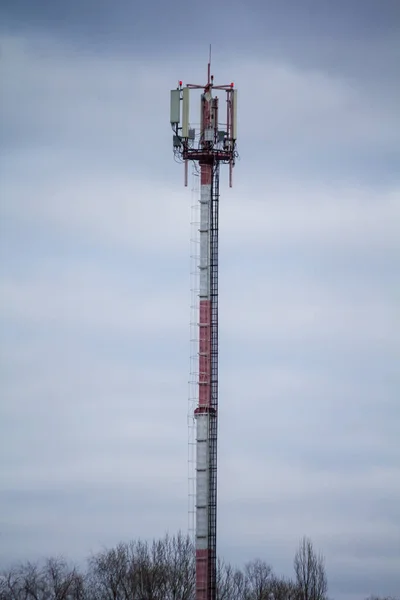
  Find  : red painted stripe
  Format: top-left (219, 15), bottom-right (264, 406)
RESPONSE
top-left (198, 299), bottom-right (211, 408)
top-left (196, 548), bottom-right (209, 600)
top-left (201, 164), bottom-right (212, 185)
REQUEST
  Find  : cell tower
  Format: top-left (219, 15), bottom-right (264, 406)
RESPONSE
top-left (170, 55), bottom-right (237, 600)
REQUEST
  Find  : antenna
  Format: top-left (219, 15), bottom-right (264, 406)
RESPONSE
top-left (208, 44), bottom-right (211, 84)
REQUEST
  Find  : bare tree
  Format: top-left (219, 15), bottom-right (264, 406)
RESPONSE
top-left (162, 533), bottom-right (195, 600)
top-left (216, 559), bottom-right (234, 600)
top-left (0, 572), bottom-right (17, 600)
top-left (244, 559), bottom-right (274, 600)
top-left (42, 558), bottom-right (84, 600)
top-left (134, 538), bottom-right (167, 600)
top-left (232, 568), bottom-right (248, 600)
top-left (269, 575), bottom-right (299, 600)
top-left (0, 532), bottom-right (333, 600)
top-left (88, 543), bottom-right (130, 600)
top-left (0, 559), bottom-right (84, 600)
top-left (365, 596), bottom-right (400, 600)
top-left (293, 537), bottom-right (327, 600)
top-left (87, 533), bottom-right (195, 600)
top-left (0, 569), bottom-right (23, 600)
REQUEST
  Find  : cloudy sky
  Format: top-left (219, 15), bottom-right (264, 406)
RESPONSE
top-left (0, 1), bottom-right (399, 599)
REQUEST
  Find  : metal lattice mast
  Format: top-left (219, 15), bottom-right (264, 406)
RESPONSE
top-left (170, 58), bottom-right (237, 600)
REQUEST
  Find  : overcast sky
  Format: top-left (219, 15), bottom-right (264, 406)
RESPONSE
top-left (0, 2), bottom-right (399, 599)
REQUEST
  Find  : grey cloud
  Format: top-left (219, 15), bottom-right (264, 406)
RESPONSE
top-left (1, 0), bottom-right (398, 79)
top-left (0, 485), bottom-right (187, 567)
top-left (1, 34), bottom-right (399, 188)
top-left (1, 29), bottom-right (399, 600)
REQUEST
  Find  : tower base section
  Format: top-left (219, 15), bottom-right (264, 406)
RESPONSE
top-left (196, 548), bottom-right (209, 600)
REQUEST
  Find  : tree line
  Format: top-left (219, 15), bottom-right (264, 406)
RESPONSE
top-left (0, 533), bottom-right (397, 600)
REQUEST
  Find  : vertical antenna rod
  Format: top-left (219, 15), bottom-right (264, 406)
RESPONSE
top-left (170, 60), bottom-right (238, 600)
top-left (208, 44), bottom-right (211, 85)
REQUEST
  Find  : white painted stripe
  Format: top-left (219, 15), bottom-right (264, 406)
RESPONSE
top-left (200, 199), bottom-right (208, 223)
top-left (197, 416), bottom-right (208, 440)
top-left (196, 537), bottom-right (208, 549)
top-left (196, 414), bottom-right (209, 541)
top-left (197, 442), bottom-right (207, 470)
top-left (199, 232), bottom-right (208, 268)
top-left (197, 477), bottom-right (208, 506)
top-left (197, 507), bottom-right (208, 539)
top-left (199, 270), bottom-right (208, 298)
top-left (200, 184), bottom-right (211, 203)
top-left (196, 533), bottom-right (208, 550)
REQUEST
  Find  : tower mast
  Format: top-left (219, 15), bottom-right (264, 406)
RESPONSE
top-left (170, 61), bottom-right (237, 600)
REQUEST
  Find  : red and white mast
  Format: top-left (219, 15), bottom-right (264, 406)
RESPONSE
top-left (170, 58), bottom-right (237, 600)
